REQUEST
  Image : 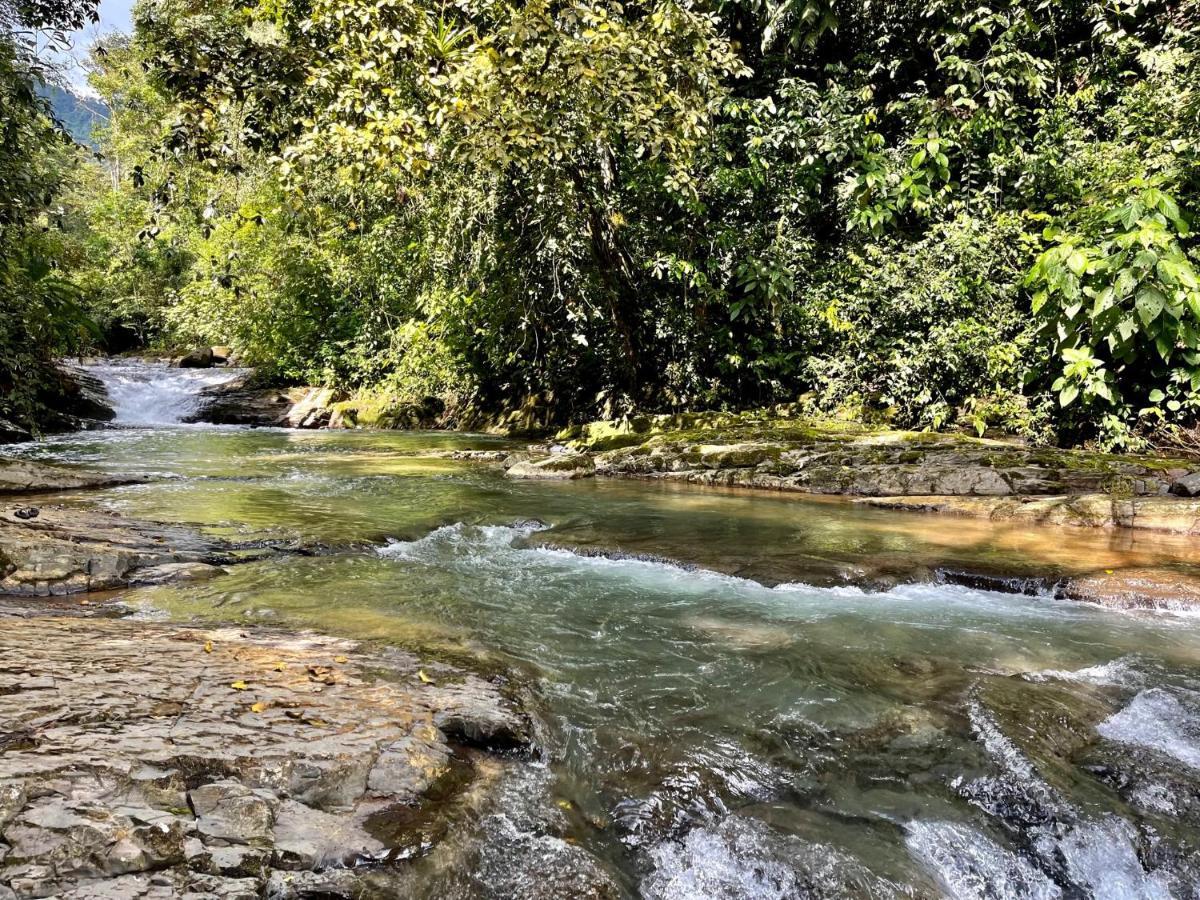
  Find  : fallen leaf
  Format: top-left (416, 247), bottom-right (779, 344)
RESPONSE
top-left (230, 680), bottom-right (249, 690)
top-left (307, 665), bottom-right (337, 685)
top-left (273, 662), bottom-right (286, 672)
top-left (250, 701), bottom-right (269, 714)
top-left (555, 799), bottom-right (574, 811)
top-left (203, 640), bottom-right (213, 654)
top-left (334, 655), bottom-right (348, 664)
top-left (417, 669), bottom-right (434, 684)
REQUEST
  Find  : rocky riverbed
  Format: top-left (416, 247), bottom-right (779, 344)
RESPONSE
top-left (0, 607), bottom-right (532, 899)
top-left (6, 383), bottom-right (1200, 896)
top-left (502, 411), bottom-right (1200, 535)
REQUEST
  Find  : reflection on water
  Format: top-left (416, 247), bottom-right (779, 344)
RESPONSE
top-left (9, 426), bottom-right (1200, 896)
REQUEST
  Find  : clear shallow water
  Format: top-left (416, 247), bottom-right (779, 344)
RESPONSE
top-left (9, 424), bottom-right (1200, 897)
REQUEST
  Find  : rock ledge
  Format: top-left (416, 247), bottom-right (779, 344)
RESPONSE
top-left (0, 612), bottom-right (530, 898)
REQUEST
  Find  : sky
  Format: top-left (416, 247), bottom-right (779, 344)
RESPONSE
top-left (54, 0), bottom-right (134, 93)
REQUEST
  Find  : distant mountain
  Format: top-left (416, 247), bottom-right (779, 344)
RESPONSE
top-left (39, 83), bottom-right (109, 148)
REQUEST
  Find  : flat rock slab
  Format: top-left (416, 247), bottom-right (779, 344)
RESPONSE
top-left (858, 493), bottom-right (1200, 534)
top-left (0, 506), bottom-right (235, 597)
top-left (0, 459), bottom-right (146, 495)
top-left (533, 418), bottom-right (1200, 516)
top-left (0, 613), bottom-right (529, 898)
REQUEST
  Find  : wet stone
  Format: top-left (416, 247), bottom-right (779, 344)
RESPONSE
top-left (0, 612), bottom-right (531, 898)
top-left (189, 782), bottom-right (275, 846)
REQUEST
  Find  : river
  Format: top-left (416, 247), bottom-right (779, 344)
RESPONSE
top-left (8, 361), bottom-right (1200, 897)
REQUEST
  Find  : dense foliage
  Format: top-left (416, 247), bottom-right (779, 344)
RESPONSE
top-left (0, 0), bottom-right (101, 432)
top-left (6, 0), bottom-right (1199, 446)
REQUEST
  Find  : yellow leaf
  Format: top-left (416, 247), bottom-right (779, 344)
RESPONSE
top-left (250, 701), bottom-right (268, 714)
top-left (230, 680), bottom-right (249, 690)
top-left (334, 655), bottom-right (348, 664)
top-left (274, 662), bottom-right (286, 672)
top-left (203, 641), bottom-right (213, 654)
top-left (555, 799), bottom-right (574, 810)
top-left (417, 669), bottom-right (434, 684)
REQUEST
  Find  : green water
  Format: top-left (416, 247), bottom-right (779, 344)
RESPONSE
top-left (13, 425), bottom-right (1200, 897)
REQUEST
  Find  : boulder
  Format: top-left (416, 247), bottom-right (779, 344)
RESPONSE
top-left (270, 801), bottom-right (383, 870)
top-left (175, 347), bottom-right (214, 369)
top-left (0, 418), bottom-right (32, 445)
top-left (1169, 471), bottom-right (1200, 497)
top-left (3, 798), bottom-right (187, 885)
top-left (62, 367), bottom-right (116, 422)
top-left (366, 734), bottom-right (451, 800)
top-left (0, 505), bottom-right (269, 597)
top-left (284, 388), bottom-right (339, 429)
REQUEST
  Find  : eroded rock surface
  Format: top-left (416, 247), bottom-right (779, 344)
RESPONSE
top-left (0, 614), bottom-right (530, 898)
top-left (505, 452), bottom-right (595, 481)
top-left (1060, 567), bottom-right (1200, 611)
top-left (0, 506), bottom-right (262, 597)
top-left (858, 493), bottom-right (1200, 534)
top-left (494, 413), bottom-right (1200, 534)
top-left (586, 433), bottom-right (1191, 499)
top-left (0, 459), bottom-right (145, 495)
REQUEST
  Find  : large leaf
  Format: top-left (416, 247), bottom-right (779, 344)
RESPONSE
top-left (1135, 285), bottom-right (1166, 325)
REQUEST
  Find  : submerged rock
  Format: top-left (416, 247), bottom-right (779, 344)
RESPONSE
top-left (0, 613), bottom-right (532, 898)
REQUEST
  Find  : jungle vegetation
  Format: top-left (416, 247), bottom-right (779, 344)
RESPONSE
top-left (2, 0), bottom-right (1199, 448)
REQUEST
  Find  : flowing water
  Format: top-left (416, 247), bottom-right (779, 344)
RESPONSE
top-left (9, 363), bottom-right (1200, 897)
top-left (68, 358), bottom-right (250, 425)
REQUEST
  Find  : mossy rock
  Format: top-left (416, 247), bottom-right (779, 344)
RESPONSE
top-left (505, 453), bottom-right (596, 480)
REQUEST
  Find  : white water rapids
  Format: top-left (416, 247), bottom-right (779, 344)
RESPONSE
top-left (77, 359), bottom-right (247, 426)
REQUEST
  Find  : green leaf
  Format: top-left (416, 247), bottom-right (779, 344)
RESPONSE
top-left (1135, 285), bottom-right (1166, 325)
top-left (1059, 384), bottom-right (1079, 407)
top-left (1113, 269), bottom-right (1137, 298)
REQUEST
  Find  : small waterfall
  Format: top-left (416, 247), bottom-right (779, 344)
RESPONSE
top-left (77, 359), bottom-right (248, 426)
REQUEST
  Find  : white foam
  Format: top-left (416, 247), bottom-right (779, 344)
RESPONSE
top-left (1097, 688), bottom-right (1200, 770)
top-left (1055, 818), bottom-right (1172, 899)
top-left (79, 359), bottom-right (247, 425)
top-left (643, 817), bottom-right (891, 899)
top-left (1023, 657), bottom-right (1141, 687)
top-left (905, 821), bottom-right (1061, 899)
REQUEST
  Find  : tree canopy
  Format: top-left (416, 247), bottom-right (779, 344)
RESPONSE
top-left (3, 0), bottom-right (1199, 448)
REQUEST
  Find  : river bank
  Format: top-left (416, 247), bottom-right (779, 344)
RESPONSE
top-left (175, 370), bottom-right (1200, 533)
